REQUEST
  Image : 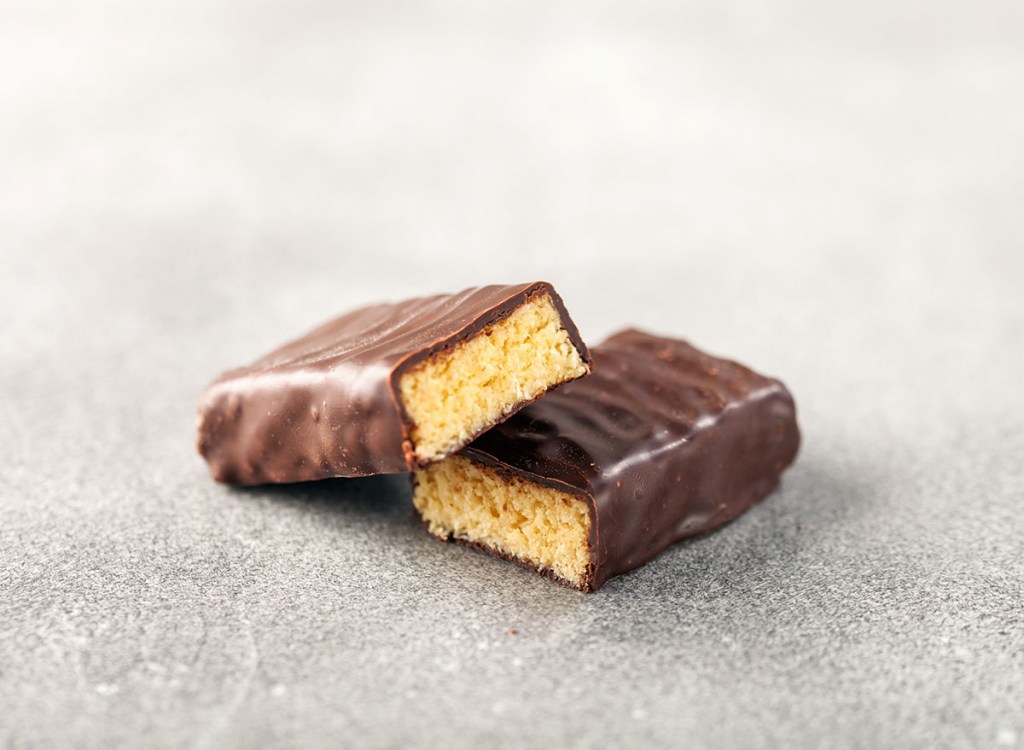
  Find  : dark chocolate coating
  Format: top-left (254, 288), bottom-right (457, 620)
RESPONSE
top-left (197, 282), bottom-right (590, 484)
top-left (455, 329), bottom-right (801, 591)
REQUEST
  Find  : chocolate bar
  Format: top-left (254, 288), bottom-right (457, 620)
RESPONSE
top-left (197, 282), bottom-right (591, 484)
top-left (412, 330), bottom-right (800, 591)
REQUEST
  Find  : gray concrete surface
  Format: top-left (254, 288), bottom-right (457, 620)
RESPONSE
top-left (2, 1), bottom-right (1023, 748)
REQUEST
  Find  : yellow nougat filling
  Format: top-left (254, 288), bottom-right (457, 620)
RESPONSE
top-left (414, 454), bottom-right (591, 587)
top-left (399, 293), bottom-right (587, 463)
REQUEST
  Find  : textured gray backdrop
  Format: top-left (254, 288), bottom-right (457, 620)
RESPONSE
top-left (2, 1), bottom-right (1022, 748)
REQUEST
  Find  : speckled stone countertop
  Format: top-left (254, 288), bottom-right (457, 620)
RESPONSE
top-left (2, 1), bottom-right (1022, 747)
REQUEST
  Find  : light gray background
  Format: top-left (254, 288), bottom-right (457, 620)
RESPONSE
top-left (2, 1), bottom-right (1022, 748)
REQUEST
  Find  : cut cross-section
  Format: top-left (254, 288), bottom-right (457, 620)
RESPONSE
top-left (398, 292), bottom-right (589, 465)
top-left (414, 454), bottom-right (592, 588)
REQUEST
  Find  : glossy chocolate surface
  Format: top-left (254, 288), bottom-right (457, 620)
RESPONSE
top-left (197, 282), bottom-right (589, 484)
top-left (458, 329), bottom-right (801, 591)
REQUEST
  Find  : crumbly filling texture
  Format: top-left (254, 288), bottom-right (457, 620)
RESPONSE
top-left (398, 293), bottom-right (588, 464)
top-left (413, 454), bottom-right (592, 587)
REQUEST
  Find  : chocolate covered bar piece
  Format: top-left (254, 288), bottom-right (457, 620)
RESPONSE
top-left (413, 330), bottom-right (800, 591)
top-left (198, 282), bottom-right (591, 484)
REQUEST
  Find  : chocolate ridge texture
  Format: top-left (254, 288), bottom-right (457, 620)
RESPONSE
top-left (197, 282), bottom-right (591, 484)
top-left (413, 329), bottom-right (801, 591)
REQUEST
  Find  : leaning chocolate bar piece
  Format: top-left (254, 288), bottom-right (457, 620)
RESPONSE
top-left (198, 282), bottom-right (591, 484)
top-left (413, 330), bottom-right (800, 591)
